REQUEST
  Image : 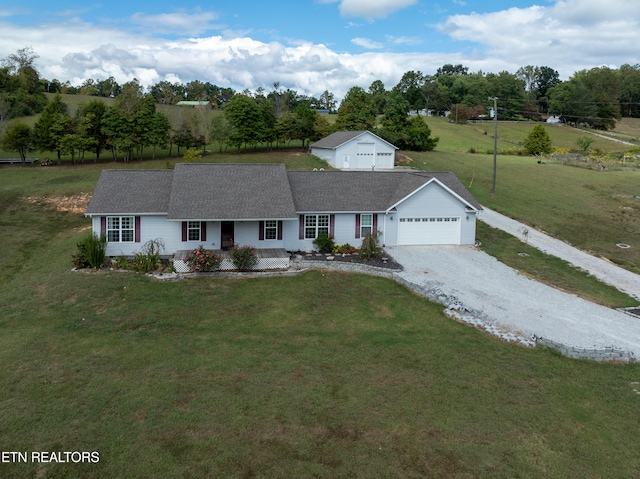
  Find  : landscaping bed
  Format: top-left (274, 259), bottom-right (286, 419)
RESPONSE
top-left (293, 250), bottom-right (403, 270)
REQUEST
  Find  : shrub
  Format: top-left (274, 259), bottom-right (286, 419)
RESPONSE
top-left (111, 256), bottom-right (131, 270)
top-left (183, 147), bottom-right (202, 161)
top-left (313, 234), bottom-right (336, 253)
top-left (332, 243), bottom-right (357, 254)
top-left (133, 239), bottom-right (165, 273)
top-left (185, 245), bottom-right (220, 273)
top-left (358, 231), bottom-right (383, 260)
top-left (576, 135), bottom-right (595, 152)
top-left (229, 244), bottom-right (257, 271)
top-left (73, 232), bottom-right (107, 269)
top-left (72, 243), bottom-right (90, 269)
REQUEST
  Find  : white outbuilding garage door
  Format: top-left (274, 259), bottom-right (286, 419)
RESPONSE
top-left (397, 216), bottom-right (461, 245)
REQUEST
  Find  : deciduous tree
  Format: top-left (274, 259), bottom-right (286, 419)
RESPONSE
top-left (335, 86), bottom-right (376, 131)
top-left (33, 93), bottom-right (70, 161)
top-left (1, 121), bottom-right (33, 165)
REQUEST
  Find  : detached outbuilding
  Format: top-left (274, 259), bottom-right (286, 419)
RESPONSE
top-left (310, 130), bottom-right (397, 170)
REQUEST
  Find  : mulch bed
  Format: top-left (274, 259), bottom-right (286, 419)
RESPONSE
top-left (294, 251), bottom-right (403, 270)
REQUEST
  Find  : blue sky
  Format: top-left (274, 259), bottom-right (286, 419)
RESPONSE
top-left (1, 0), bottom-right (638, 100)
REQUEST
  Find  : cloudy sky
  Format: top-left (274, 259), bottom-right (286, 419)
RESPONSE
top-left (1, 0), bottom-right (638, 100)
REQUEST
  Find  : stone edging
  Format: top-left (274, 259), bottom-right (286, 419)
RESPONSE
top-left (533, 336), bottom-right (636, 362)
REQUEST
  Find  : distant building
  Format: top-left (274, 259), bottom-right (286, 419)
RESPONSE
top-left (176, 101), bottom-right (212, 110)
top-left (310, 130), bottom-right (397, 170)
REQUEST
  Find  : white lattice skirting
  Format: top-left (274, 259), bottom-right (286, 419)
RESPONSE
top-left (174, 249), bottom-right (290, 273)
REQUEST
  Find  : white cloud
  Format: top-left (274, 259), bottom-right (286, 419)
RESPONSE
top-left (438, 0), bottom-right (640, 77)
top-left (386, 35), bottom-right (422, 46)
top-left (130, 10), bottom-right (220, 35)
top-left (351, 37), bottom-right (383, 49)
top-left (336, 0), bottom-right (418, 19)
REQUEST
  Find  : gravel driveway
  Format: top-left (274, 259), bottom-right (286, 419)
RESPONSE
top-left (480, 207), bottom-right (640, 301)
top-left (387, 245), bottom-right (640, 357)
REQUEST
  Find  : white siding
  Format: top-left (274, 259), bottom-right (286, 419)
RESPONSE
top-left (393, 182), bottom-right (477, 245)
top-left (90, 181), bottom-right (477, 257)
top-left (312, 132), bottom-right (396, 170)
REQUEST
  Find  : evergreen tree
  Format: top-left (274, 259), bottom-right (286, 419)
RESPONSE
top-left (524, 124), bottom-right (552, 155)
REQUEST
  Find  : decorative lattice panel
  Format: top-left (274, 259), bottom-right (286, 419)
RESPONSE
top-left (173, 249), bottom-right (289, 273)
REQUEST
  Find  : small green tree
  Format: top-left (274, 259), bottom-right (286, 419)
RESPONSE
top-left (523, 123), bottom-right (552, 155)
top-left (576, 135), bottom-right (594, 152)
top-left (1, 121), bottom-right (33, 165)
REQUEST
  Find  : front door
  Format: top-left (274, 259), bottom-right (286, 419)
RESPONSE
top-left (221, 221), bottom-right (234, 250)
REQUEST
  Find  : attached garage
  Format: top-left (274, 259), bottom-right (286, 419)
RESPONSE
top-left (397, 216), bottom-right (461, 245)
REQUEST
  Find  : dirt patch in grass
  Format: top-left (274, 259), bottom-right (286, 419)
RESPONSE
top-left (395, 153), bottom-right (413, 165)
top-left (24, 192), bottom-right (92, 214)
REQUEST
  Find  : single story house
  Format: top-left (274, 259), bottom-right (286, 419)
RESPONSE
top-left (309, 130), bottom-right (397, 170)
top-left (85, 163), bottom-right (482, 259)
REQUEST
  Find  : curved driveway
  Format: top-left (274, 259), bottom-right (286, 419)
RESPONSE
top-left (387, 244), bottom-right (640, 357)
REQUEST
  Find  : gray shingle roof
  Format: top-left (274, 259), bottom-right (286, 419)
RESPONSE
top-left (310, 130), bottom-right (367, 149)
top-left (86, 164), bottom-right (481, 219)
top-left (287, 171), bottom-right (481, 212)
top-left (166, 163), bottom-right (298, 220)
top-left (85, 170), bottom-right (174, 214)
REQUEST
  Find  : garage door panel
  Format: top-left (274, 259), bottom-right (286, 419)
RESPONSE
top-left (398, 216), bottom-right (460, 245)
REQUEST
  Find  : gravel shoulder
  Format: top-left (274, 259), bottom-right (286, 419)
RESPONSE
top-left (387, 245), bottom-right (640, 356)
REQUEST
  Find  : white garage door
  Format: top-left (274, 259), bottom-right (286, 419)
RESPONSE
top-left (398, 216), bottom-right (461, 245)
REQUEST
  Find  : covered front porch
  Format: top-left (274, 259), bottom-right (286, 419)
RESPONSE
top-left (173, 248), bottom-right (290, 273)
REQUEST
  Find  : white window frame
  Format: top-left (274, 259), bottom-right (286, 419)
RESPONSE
top-left (305, 214), bottom-right (330, 239)
top-left (264, 220), bottom-right (277, 240)
top-left (360, 214), bottom-right (373, 237)
top-left (107, 216), bottom-right (134, 243)
top-left (187, 221), bottom-right (201, 241)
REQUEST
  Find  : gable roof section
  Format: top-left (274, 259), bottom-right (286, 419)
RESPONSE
top-left (166, 163), bottom-right (297, 220)
top-left (287, 171), bottom-right (481, 212)
top-left (87, 165), bottom-right (480, 218)
top-left (86, 170), bottom-right (174, 215)
top-left (310, 130), bottom-right (397, 150)
top-left (392, 172), bottom-right (483, 212)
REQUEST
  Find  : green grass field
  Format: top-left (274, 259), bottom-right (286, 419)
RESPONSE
top-left (1, 192), bottom-right (640, 478)
top-left (2, 102), bottom-right (640, 477)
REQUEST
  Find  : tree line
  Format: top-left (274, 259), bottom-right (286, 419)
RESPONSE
top-left (2, 47), bottom-right (640, 164)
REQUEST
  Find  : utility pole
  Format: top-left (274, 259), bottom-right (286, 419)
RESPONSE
top-left (489, 97), bottom-right (498, 195)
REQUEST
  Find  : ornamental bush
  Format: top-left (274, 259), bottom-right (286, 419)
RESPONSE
top-left (313, 234), bottom-right (335, 253)
top-left (186, 245), bottom-right (221, 272)
top-left (229, 244), bottom-right (257, 271)
top-left (72, 232), bottom-right (107, 269)
top-left (358, 231), bottom-right (383, 260)
top-left (133, 239), bottom-right (165, 273)
top-left (332, 243), bottom-right (357, 254)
